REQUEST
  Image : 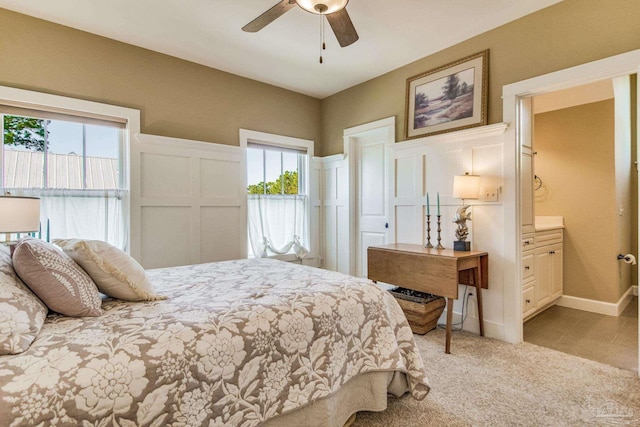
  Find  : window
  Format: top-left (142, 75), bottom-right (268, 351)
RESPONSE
top-left (243, 131), bottom-right (312, 259)
top-left (1, 109), bottom-right (128, 249)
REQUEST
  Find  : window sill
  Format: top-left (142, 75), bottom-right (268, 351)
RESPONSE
top-left (248, 253), bottom-right (316, 263)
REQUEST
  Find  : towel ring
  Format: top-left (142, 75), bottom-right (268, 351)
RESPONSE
top-left (534, 175), bottom-right (543, 191)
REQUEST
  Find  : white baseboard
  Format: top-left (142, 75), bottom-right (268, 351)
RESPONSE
top-left (438, 309), bottom-right (504, 340)
top-left (556, 286), bottom-right (635, 317)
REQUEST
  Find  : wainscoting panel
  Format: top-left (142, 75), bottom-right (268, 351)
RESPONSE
top-left (200, 206), bottom-right (244, 263)
top-left (140, 153), bottom-right (190, 199)
top-left (395, 205), bottom-right (421, 245)
top-left (131, 133), bottom-right (246, 268)
top-left (199, 158), bottom-right (242, 200)
top-left (395, 154), bottom-right (423, 246)
top-left (307, 158), bottom-right (322, 267)
top-left (395, 156), bottom-right (416, 199)
top-left (336, 204), bottom-right (349, 274)
top-left (320, 155), bottom-right (350, 274)
top-left (323, 205), bottom-right (337, 271)
top-left (391, 124), bottom-right (507, 338)
top-left (140, 206), bottom-right (192, 268)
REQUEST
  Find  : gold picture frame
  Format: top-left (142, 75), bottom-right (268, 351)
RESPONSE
top-left (405, 50), bottom-right (489, 139)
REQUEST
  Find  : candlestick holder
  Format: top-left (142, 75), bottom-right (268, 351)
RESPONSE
top-left (425, 214), bottom-right (433, 248)
top-left (436, 215), bottom-right (444, 249)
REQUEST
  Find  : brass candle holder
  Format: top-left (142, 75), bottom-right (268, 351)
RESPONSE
top-left (425, 214), bottom-right (433, 248)
top-left (436, 215), bottom-right (444, 249)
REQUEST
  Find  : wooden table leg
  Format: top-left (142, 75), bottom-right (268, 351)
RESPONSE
top-left (474, 265), bottom-right (485, 337)
top-left (445, 297), bottom-right (453, 354)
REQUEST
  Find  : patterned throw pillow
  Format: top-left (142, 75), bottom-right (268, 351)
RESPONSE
top-left (12, 238), bottom-right (102, 317)
top-left (54, 239), bottom-right (165, 302)
top-left (0, 244), bottom-right (48, 355)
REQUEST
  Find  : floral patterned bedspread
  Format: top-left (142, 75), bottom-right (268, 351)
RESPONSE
top-left (0, 259), bottom-right (430, 427)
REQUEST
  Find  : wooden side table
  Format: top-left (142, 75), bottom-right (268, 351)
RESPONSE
top-left (367, 243), bottom-right (488, 354)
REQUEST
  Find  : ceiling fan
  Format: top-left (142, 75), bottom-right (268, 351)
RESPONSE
top-left (242, 0), bottom-right (359, 48)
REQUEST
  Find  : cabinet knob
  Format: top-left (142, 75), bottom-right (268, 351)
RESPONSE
top-left (526, 299), bottom-right (531, 303)
top-left (549, 250), bottom-right (555, 255)
top-left (524, 266), bottom-right (530, 270)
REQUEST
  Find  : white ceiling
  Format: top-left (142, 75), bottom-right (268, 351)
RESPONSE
top-left (0, 0), bottom-right (562, 99)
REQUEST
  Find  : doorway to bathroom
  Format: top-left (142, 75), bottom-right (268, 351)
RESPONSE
top-left (519, 76), bottom-right (638, 372)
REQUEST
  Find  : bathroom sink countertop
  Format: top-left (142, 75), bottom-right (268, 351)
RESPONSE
top-left (535, 216), bottom-right (564, 231)
top-left (535, 224), bottom-right (564, 231)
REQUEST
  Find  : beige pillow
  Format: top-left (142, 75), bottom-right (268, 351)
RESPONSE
top-left (0, 245), bottom-right (48, 354)
top-left (12, 238), bottom-right (102, 317)
top-left (54, 239), bottom-right (165, 302)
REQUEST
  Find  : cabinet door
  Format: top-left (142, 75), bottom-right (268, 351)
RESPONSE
top-left (519, 97), bottom-right (535, 234)
top-left (534, 247), bottom-right (550, 306)
top-left (549, 243), bottom-right (563, 298)
top-left (521, 147), bottom-right (535, 234)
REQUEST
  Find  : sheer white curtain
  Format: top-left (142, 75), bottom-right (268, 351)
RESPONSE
top-left (8, 189), bottom-right (128, 250)
top-left (247, 194), bottom-right (309, 259)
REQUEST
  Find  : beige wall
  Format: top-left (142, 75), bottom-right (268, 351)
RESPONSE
top-left (3, 1), bottom-right (638, 158)
top-left (534, 100), bottom-right (621, 303)
top-left (0, 8), bottom-right (321, 148)
top-left (320, 0), bottom-right (640, 156)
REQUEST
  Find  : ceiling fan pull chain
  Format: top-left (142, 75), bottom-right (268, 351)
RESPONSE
top-left (319, 13), bottom-right (324, 64)
top-left (322, 12), bottom-right (326, 51)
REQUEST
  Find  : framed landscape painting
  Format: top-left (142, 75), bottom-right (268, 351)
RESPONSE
top-left (406, 50), bottom-right (489, 139)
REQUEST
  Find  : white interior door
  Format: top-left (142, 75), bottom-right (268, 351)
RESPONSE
top-left (356, 134), bottom-right (389, 277)
top-left (343, 117), bottom-right (395, 278)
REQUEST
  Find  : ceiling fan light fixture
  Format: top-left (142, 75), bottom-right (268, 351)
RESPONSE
top-left (296, 0), bottom-right (348, 15)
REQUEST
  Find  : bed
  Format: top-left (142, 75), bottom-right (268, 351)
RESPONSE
top-left (0, 253), bottom-right (430, 426)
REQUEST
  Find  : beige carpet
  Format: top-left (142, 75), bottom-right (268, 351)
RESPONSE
top-left (353, 329), bottom-right (640, 426)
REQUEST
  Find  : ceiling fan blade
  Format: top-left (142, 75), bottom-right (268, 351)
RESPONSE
top-left (242, 0), bottom-right (297, 33)
top-left (326, 8), bottom-right (359, 47)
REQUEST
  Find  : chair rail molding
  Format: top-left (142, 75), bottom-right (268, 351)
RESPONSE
top-left (393, 123), bottom-right (509, 155)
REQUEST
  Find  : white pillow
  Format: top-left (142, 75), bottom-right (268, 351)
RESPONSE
top-left (54, 239), bottom-right (165, 302)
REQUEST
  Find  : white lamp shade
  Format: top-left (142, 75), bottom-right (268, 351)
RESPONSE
top-left (453, 175), bottom-right (480, 200)
top-left (296, 0), bottom-right (349, 14)
top-left (0, 196), bottom-right (41, 233)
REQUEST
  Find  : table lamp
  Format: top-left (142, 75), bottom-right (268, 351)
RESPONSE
top-left (452, 173), bottom-right (479, 251)
top-left (0, 196), bottom-right (41, 244)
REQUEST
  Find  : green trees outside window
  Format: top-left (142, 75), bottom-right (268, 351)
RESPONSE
top-left (247, 170), bottom-right (298, 195)
top-left (3, 115), bottom-right (49, 151)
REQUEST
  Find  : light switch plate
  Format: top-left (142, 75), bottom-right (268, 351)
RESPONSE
top-left (482, 187), bottom-right (498, 202)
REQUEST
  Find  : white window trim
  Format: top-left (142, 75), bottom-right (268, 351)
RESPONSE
top-left (0, 85), bottom-right (140, 251)
top-left (240, 129), bottom-right (314, 262)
